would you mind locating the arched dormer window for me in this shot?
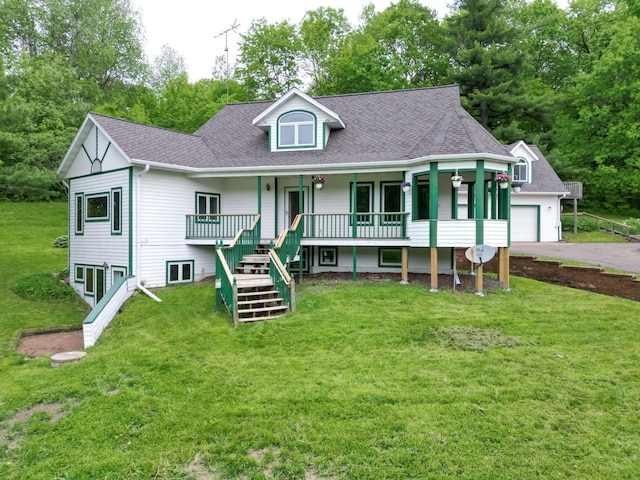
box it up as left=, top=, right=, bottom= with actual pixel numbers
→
left=278, top=111, right=316, bottom=148
left=513, top=157, right=529, bottom=183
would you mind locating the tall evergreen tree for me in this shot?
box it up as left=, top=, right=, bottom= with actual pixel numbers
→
left=445, top=0, right=550, bottom=143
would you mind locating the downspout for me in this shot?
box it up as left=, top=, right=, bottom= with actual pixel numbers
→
left=135, top=165, right=161, bottom=302
left=557, top=192, right=568, bottom=241
left=63, top=180, right=70, bottom=276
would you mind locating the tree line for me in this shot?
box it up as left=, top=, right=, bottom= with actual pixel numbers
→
left=0, top=0, right=638, bottom=215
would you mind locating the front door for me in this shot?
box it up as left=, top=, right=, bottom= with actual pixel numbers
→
left=286, top=188, right=307, bottom=226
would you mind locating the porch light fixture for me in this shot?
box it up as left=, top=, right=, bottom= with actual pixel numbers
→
left=451, top=170, right=463, bottom=188
left=266, top=183, right=271, bottom=191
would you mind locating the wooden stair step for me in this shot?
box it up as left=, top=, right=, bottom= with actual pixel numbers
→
left=238, top=297, right=284, bottom=306
left=238, top=304, right=288, bottom=312
left=237, top=289, right=280, bottom=297
left=238, top=313, right=286, bottom=323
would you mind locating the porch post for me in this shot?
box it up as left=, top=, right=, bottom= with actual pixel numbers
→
left=299, top=175, right=303, bottom=282
left=400, top=247, right=409, bottom=284
left=351, top=172, right=358, bottom=282
left=430, top=247, right=438, bottom=291
left=352, top=173, right=358, bottom=282
left=274, top=177, right=279, bottom=238
left=499, top=246, right=510, bottom=289
left=257, top=176, right=262, bottom=216
left=475, top=265, right=484, bottom=295
left=475, top=160, right=485, bottom=245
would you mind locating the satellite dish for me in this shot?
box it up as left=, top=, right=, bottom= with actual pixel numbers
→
left=465, top=245, right=496, bottom=265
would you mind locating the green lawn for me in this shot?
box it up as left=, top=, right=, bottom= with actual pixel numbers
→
left=1, top=202, right=639, bottom=479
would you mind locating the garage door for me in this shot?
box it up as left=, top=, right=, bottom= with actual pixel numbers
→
left=511, top=206, right=538, bottom=241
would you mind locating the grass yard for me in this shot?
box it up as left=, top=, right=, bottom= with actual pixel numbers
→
left=1, top=202, right=639, bottom=479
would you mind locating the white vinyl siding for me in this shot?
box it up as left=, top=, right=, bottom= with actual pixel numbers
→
left=68, top=169, right=130, bottom=303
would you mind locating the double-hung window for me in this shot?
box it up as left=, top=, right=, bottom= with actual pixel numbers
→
left=513, top=158, right=529, bottom=183
left=381, top=182, right=402, bottom=224
left=350, top=182, right=373, bottom=225
left=278, top=112, right=315, bottom=148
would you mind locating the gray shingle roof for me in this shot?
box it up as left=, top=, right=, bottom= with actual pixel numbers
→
left=91, top=85, right=513, bottom=170
left=90, top=113, right=214, bottom=168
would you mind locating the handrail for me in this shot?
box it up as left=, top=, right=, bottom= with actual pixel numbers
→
left=275, top=215, right=302, bottom=249
left=215, top=247, right=238, bottom=325
left=215, top=214, right=261, bottom=325
left=274, top=215, right=304, bottom=267
left=562, top=212, right=631, bottom=240
left=268, top=250, right=295, bottom=312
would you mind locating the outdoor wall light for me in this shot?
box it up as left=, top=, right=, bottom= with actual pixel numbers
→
left=266, top=183, right=271, bottom=191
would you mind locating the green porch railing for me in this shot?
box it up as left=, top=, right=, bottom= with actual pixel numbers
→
left=215, top=247, right=238, bottom=325
left=268, top=251, right=295, bottom=313
left=300, top=212, right=409, bottom=239
left=186, top=214, right=258, bottom=239
left=274, top=215, right=304, bottom=266
left=215, top=215, right=261, bottom=325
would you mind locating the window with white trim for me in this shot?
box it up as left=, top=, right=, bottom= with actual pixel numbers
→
left=513, top=158, right=529, bottom=183
left=167, top=260, right=194, bottom=284
left=75, top=193, right=84, bottom=234
left=381, top=182, right=402, bottom=224
left=111, top=188, right=122, bottom=234
left=196, top=192, right=220, bottom=223
left=278, top=111, right=315, bottom=148
left=86, top=193, right=109, bottom=221
left=350, top=182, right=374, bottom=225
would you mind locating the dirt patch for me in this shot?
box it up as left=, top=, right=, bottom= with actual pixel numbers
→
left=0, top=402, right=76, bottom=451
left=16, top=328, right=84, bottom=358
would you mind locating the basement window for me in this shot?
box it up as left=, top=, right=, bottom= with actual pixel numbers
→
left=167, top=260, right=194, bottom=285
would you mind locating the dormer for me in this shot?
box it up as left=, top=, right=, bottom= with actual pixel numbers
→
left=509, top=140, right=539, bottom=184
left=252, top=87, right=345, bottom=152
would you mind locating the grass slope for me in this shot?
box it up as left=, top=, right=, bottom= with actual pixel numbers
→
left=1, top=202, right=639, bottom=479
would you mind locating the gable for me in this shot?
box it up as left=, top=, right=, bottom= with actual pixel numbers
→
left=58, top=115, right=130, bottom=179
left=252, top=87, right=345, bottom=152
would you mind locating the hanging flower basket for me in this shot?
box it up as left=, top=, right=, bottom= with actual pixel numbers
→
left=451, top=174, right=463, bottom=188
left=401, top=181, right=411, bottom=192
left=495, top=173, right=511, bottom=189
left=312, top=175, right=325, bottom=189
left=512, top=181, right=523, bottom=193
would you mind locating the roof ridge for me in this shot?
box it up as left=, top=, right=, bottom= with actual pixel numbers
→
left=406, top=108, right=453, bottom=158
left=90, top=112, right=201, bottom=137
left=312, top=84, right=460, bottom=102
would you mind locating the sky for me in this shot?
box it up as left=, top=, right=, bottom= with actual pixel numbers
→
left=130, top=0, right=450, bottom=81
left=130, top=0, right=569, bottom=82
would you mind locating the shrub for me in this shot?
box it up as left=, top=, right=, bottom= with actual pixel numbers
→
left=623, top=218, right=640, bottom=235
left=561, top=215, right=597, bottom=232
left=14, top=273, right=77, bottom=301
left=53, top=235, right=68, bottom=248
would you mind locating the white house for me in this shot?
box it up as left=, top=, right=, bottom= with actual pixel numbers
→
left=58, top=85, right=520, bottom=325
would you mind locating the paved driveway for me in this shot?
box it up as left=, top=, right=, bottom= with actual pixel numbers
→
left=510, top=242, right=640, bottom=274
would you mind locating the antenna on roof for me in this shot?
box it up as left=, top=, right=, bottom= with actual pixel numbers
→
left=215, top=20, right=240, bottom=104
